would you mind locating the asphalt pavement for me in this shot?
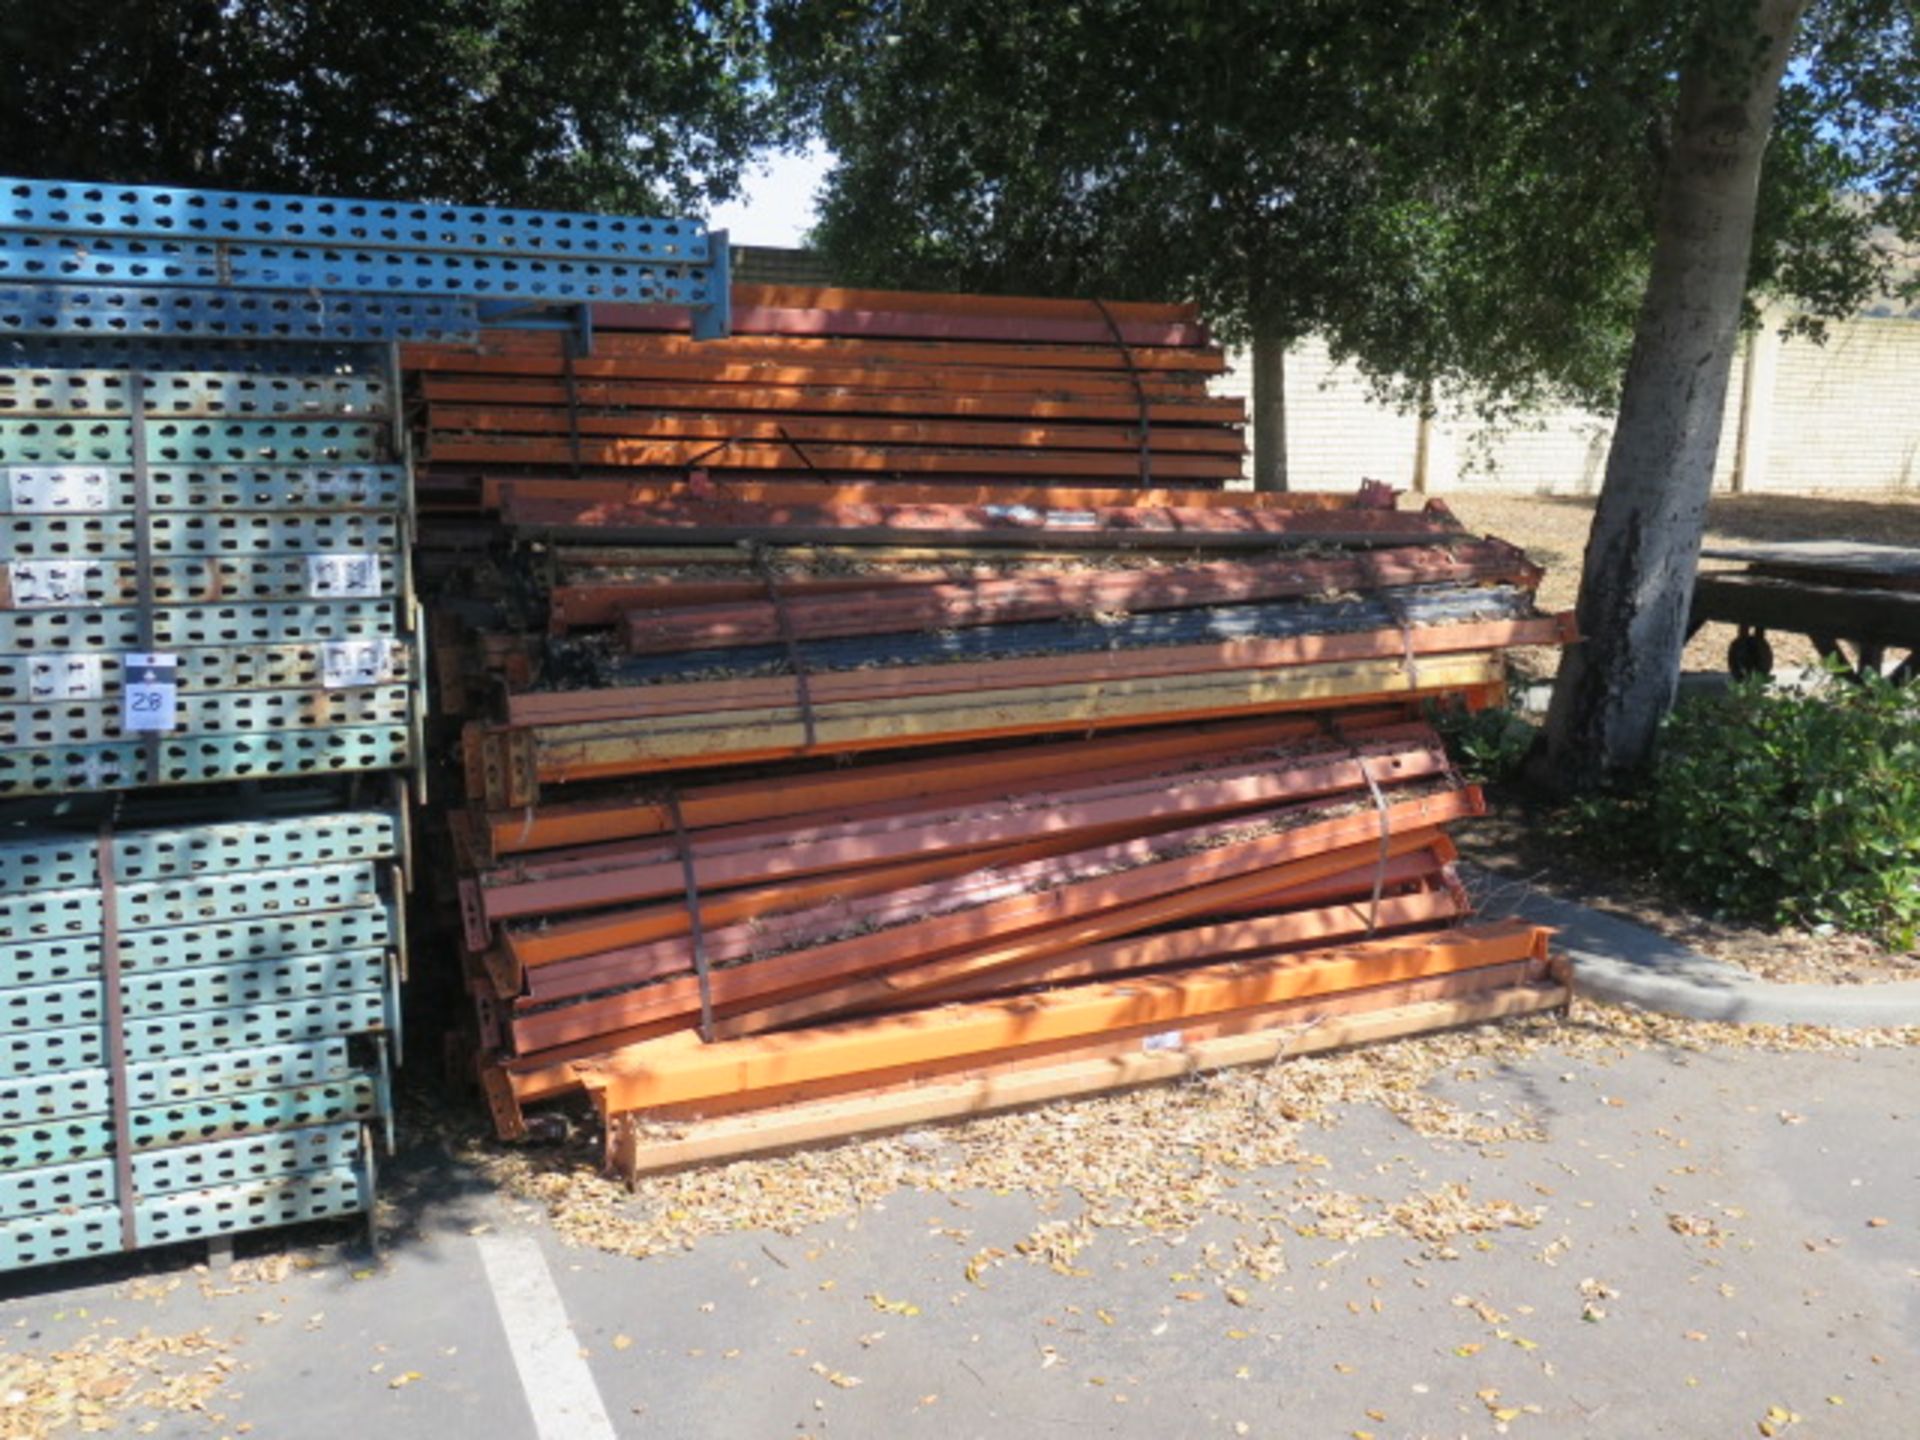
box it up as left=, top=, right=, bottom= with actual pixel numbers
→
left=4, top=1022, right=1916, bottom=1439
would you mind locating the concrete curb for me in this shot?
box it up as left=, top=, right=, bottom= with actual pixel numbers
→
left=1464, top=867, right=1920, bottom=1028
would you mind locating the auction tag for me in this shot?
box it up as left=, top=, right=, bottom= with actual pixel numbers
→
left=8, top=559, right=95, bottom=608
left=320, top=637, right=398, bottom=688
left=305, top=552, right=383, bottom=598
left=28, top=653, right=104, bottom=701
left=121, top=653, right=179, bottom=732
left=4, top=467, right=111, bottom=513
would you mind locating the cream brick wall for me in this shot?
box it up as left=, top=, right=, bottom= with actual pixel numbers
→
left=1216, top=317, right=1911, bottom=495
left=1762, top=317, right=1920, bottom=491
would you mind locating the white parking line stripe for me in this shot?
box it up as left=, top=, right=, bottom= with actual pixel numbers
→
left=476, top=1234, right=618, bottom=1440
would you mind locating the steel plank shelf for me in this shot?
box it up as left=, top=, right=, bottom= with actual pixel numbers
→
left=3, top=178, right=709, bottom=264
left=0, top=553, right=400, bottom=607
left=0, top=597, right=401, bottom=651
left=2, top=338, right=381, bottom=373
left=3, top=509, right=398, bottom=558
left=0, top=371, right=391, bottom=418
left=0, top=464, right=407, bottom=514
left=0, top=1160, right=371, bottom=1269
left=0, top=232, right=717, bottom=307
left=0, top=639, right=412, bottom=703
left=0, top=1074, right=377, bottom=1169
left=2, top=681, right=411, bottom=747
left=4, top=990, right=392, bottom=1079
left=0, top=857, right=382, bottom=933
left=0, top=724, right=411, bottom=795
left=0, top=1038, right=355, bottom=1127
left=0, top=417, right=387, bottom=465
left=0, top=949, right=388, bottom=1038
left=0, top=283, right=480, bottom=342
left=0, top=1119, right=363, bottom=1219
left=0, top=906, right=393, bottom=986
left=0, top=809, right=396, bottom=890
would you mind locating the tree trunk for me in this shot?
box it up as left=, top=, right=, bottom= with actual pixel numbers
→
left=1543, top=0, right=1807, bottom=789
left=1251, top=323, right=1289, bottom=492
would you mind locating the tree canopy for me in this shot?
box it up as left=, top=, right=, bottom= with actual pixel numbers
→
left=773, top=0, right=1917, bottom=419
left=0, top=0, right=787, bottom=213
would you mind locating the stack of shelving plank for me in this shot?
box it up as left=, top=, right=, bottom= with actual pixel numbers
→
left=402, top=285, right=1244, bottom=503
left=0, top=358, right=415, bottom=798
left=0, top=809, right=401, bottom=1270
left=0, top=174, right=730, bottom=1270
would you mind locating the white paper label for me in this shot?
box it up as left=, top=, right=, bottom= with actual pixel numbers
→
left=1141, top=1030, right=1186, bottom=1054
left=9, top=560, right=95, bottom=608
left=305, top=552, right=383, bottom=598
left=121, top=653, right=179, bottom=732
left=320, top=637, right=398, bottom=688
left=28, top=653, right=104, bottom=701
left=4, top=467, right=111, bottom=513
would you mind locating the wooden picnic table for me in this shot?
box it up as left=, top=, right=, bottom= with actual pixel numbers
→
left=1688, top=540, right=1920, bottom=681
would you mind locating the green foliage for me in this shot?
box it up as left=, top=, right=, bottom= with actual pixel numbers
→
left=1431, top=701, right=1539, bottom=786
left=771, top=0, right=1919, bottom=420
left=1575, top=675, right=1920, bottom=947
left=0, top=1, right=789, bottom=213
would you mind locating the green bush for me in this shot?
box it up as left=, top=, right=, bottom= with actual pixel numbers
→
left=1589, top=673, right=1920, bottom=947
left=1430, top=700, right=1538, bottom=785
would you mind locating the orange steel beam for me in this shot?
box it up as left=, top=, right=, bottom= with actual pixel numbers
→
left=476, top=736, right=1451, bottom=922
left=512, top=619, right=1572, bottom=729
left=610, top=547, right=1544, bottom=654
left=502, top=829, right=1100, bottom=971
left=477, top=712, right=1384, bottom=857
left=498, top=654, right=1504, bottom=795
left=515, top=819, right=1456, bottom=1007
left=406, top=328, right=1228, bottom=374
left=497, top=491, right=1466, bottom=550
left=428, top=405, right=1246, bottom=455
left=432, top=436, right=1242, bottom=478
left=428, top=378, right=1246, bottom=429
left=510, top=791, right=1481, bottom=1050
left=487, top=480, right=1386, bottom=521
left=483, top=722, right=1436, bottom=880
left=708, top=821, right=1464, bottom=1038
left=869, top=886, right=1467, bottom=1009
left=600, top=962, right=1554, bottom=1138
left=577, top=921, right=1549, bottom=1113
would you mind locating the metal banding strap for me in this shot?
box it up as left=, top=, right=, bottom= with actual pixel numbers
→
left=127, top=371, right=162, bottom=787
left=1385, top=595, right=1421, bottom=690
left=775, top=424, right=819, bottom=472
left=97, top=822, right=139, bottom=1252
left=663, top=790, right=716, bottom=1044
left=1352, top=756, right=1393, bottom=938
left=561, top=333, right=584, bottom=477
left=755, top=558, right=820, bottom=749
left=1091, top=298, right=1153, bottom=487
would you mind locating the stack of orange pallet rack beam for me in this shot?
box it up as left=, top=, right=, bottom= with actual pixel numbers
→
left=405, top=284, right=1246, bottom=505
left=401, top=287, right=1573, bottom=1177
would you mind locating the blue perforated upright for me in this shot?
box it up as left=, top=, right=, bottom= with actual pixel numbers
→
left=0, top=810, right=400, bottom=1271
left=0, top=174, right=728, bottom=1269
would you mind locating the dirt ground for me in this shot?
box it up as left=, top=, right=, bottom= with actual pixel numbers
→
left=1444, top=488, right=1920, bottom=677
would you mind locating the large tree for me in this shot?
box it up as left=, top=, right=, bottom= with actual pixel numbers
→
left=0, top=0, right=785, bottom=212
left=1546, top=0, right=1919, bottom=785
